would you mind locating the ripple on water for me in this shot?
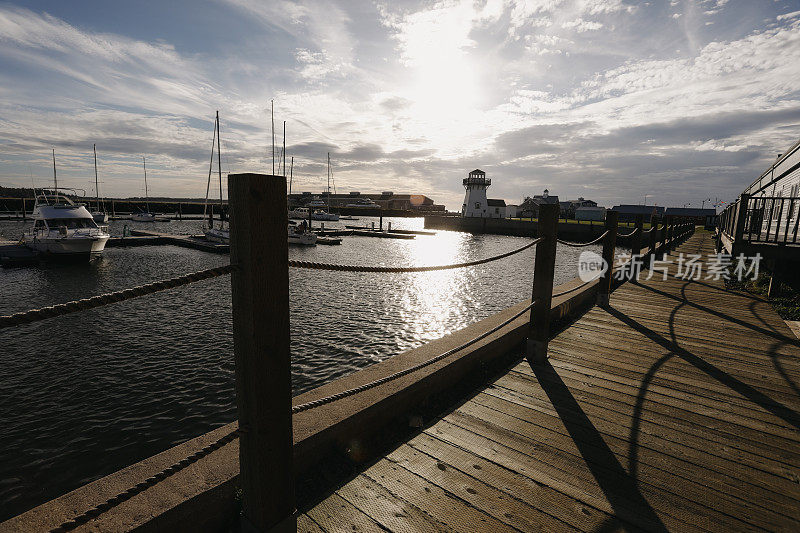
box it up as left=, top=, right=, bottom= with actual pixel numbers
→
left=0, top=216, right=602, bottom=520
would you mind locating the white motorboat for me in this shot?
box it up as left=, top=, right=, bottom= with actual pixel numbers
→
left=311, top=209, right=339, bottom=221
left=289, top=207, right=310, bottom=219
left=92, top=211, right=109, bottom=224
left=345, top=198, right=380, bottom=208
left=131, top=211, right=156, bottom=222
left=26, top=189, right=110, bottom=258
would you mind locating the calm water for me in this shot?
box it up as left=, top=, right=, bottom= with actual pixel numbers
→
left=0, top=216, right=599, bottom=520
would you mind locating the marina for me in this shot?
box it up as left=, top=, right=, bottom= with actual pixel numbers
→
left=8, top=173, right=789, bottom=533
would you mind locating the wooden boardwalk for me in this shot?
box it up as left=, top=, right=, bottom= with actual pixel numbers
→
left=297, top=232, right=800, bottom=532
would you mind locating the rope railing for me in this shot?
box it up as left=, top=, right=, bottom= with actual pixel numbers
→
left=0, top=265, right=236, bottom=329
left=291, top=300, right=535, bottom=414
left=50, top=299, right=536, bottom=529
left=556, top=230, right=608, bottom=247
left=288, top=238, right=540, bottom=273
left=552, top=279, right=594, bottom=298
left=616, top=227, right=639, bottom=238
left=50, top=427, right=240, bottom=532
left=2, top=240, right=541, bottom=330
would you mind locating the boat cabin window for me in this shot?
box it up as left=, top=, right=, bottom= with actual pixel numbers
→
left=34, top=220, right=44, bottom=229
left=46, top=218, right=97, bottom=229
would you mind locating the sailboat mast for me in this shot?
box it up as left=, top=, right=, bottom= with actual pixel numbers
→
left=327, top=152, right=331, bottom=212
left=52, top=149, right=58, bottom=193
left=289, top=156, right=293, bottom=196
left=271, top=99, right=275, bottom=175
left=93, top=144, right=100, bottom=212
left=203, top=114, right=216, bottom=228
left=143, top=156, right=149, bottom=213
left=216, top=110, right=223, bottom=221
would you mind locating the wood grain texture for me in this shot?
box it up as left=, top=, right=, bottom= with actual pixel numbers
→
left=301, top=231, right=800, bottom=531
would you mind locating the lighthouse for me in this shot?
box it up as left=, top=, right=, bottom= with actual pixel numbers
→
left=462, top=169, right=491, bottom=217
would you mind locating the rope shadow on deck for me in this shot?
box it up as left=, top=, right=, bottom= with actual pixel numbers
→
left=604, top=304, right=800, bottom=432
left=527, top=359, right=670, bottom=533
left=632, top=276, right=800, bottom=402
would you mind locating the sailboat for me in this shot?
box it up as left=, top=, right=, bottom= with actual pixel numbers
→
left=311, top=153, right=339, bottom=221
left=131, top=156, right=156, bottom=222
left=91, top=144, right=108, bottom=224
left=203, top=111, right=229, bottom=243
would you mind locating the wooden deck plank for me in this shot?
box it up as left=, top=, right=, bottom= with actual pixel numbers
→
left=302, top=232, right=800, bottom=532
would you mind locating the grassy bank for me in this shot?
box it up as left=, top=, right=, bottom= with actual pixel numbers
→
left=726, top=271, right=800, bottom=320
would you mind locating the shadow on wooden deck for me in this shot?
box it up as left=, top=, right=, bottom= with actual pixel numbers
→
left=298, top=232, right=800, bottom=532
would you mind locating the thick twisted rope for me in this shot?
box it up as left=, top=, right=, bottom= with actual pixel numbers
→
left=49, top=299, right=538, bottom=528
left=50, top=428, right=239, bottom=532
left=291, top=300, right=536, bottom=414
left=288, top=238, right=540, bottom=272
left=556, top=230, right=608, bottom=247
left=1, top=265, right=235, bottom=329
left=45, top=271, right=602, bottom=529
left=552, top=279, right=594, bottom=298
left=616, top=227, right=640, bottom=238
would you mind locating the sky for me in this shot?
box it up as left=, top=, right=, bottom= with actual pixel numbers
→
left=0, top=0, right=799, bottom=210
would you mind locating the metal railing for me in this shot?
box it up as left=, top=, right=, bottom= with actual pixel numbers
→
left=719, top=194, right=800, bottom=246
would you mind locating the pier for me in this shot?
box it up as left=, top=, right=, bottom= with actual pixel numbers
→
left=2, top=174, right=797, bottom=532
left=296, top=230, right=800, bottom=531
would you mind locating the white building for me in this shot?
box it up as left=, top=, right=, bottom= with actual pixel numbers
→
left=461, top=169, right=505, bottom=218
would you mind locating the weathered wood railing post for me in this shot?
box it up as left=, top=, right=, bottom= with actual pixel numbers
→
left=649, top=215, right=657, bottom=257
left=659, top=217, right=668, bottom=253
left=526, top=203, right=559, bottom=364
left=666, top=217, right=675, bottom=252
left=229, top=173, right=295, bottom=532
left=632, top=214, right=643, bottom=258
left=598, top=210, right=619, bottom=307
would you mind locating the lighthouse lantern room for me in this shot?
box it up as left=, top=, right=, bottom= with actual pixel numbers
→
left=462, top=169, right=492, bottom=217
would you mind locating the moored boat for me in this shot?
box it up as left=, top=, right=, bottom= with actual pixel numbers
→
left=26, top=189, right=110, bottom=259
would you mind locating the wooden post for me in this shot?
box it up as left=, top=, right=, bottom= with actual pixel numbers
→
left=179, top=202, right=183, bottom=220
left=598, top=210, right=619, bottom=306
left=526, top=203, right=558, bottom=364
left=228, top=173, right=295, bottom=532
left=659, top=217, right=668, bottom=253
left=649, top=215, right=657, bottom=257
left=666, top=217, right=674, bottom=252
left=111, top=199, right=116, bottom=218
left=632, top=214, right=643, bottom=257
left=22, top=198, right=27, bottom=220
left=379, top=212, right=383, bottom=231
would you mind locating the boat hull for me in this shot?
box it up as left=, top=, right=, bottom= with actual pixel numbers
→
left=288, top=232, right=317, bottom=245
left=311, top=212, right=339, bottom=221
left=204, top=228, right=230, bottom=244
left=27, top=235, right=109, bottom=259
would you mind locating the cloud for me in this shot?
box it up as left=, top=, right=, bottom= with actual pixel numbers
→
left=0, top=1, right=798, bottom=211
